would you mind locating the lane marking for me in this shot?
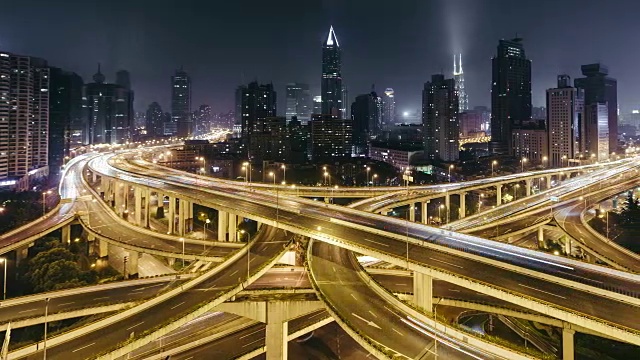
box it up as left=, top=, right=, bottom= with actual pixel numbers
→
left=392, top=328, right=404, bottom=336
left=18, top=308, right=37, bottom=313
left=93, top=296, right=109, bottom=300
left=362, top=238, right=389, bottom=247
left=429, top=257, right=463, bottom=269
left=126, top=321, right=144, bottom=330
left=170, top=301, right=185, bottom=309
left=58, top=302, right=75, bottom=307
left=239, top=328, right=263, bottom=339
left=368, top=310, right=378, bottom=318
left=72, top=342, right=96, bottom=353
left=350, top=293, right=358, bottom=301
left=229, top=270, right=238, bottom=276
left=518, top=284, right=567, bottom=299
left=242, top=337, right=265, bottom=347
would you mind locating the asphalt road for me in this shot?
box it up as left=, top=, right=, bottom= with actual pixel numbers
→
left=16, top=226, right=289, bottom=359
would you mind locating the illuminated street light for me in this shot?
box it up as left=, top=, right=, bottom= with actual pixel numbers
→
left=491, top=160, right=498, bottom=177
left=448, top=165, right=454, bottom=183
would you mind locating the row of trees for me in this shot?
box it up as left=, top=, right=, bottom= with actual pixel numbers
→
left=619, top=192, right=640, bottom=228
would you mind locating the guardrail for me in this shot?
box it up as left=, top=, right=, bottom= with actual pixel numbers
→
left=580, top=205, right=640, bottom=262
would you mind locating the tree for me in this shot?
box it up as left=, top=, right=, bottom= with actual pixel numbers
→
left=620, top=191, right=640, bottom=226
left=25, top=247, right=88, bottom=292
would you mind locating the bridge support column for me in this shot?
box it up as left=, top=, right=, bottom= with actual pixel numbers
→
left=144, top=189, right=151, bottom=228
left=409, top=203, right=415, bottom=222
left=445, top=194, right=450, bottom=223
left=266, top=302, right=289, bottom=360
left=564, top=237, right=571, bottom=255
left=99, top=239, right=109, bottom=257
left=168, top=196, right=176, bottom=235
left=537, top=227, right=545, bottom=249
left=546, top=175, right=552, bottom=188
left=61, top=225, right=71, bottom=244
left=562, top=328, right=575, bottom=360
left=156, top=193, right=165, bottom=219
left=186, top=200, right=193, bottom=233
left=16, top=246, right=29, bottom=266
left=496, top=184, right=502, bottom=206
left=91, top=171, right=97, bottom=183
left=459, top=192, right=466, bottom=218
left=126, top=250, right=139, bottom=278
left=422, top=201, right=430, bottom=224
left=218, top=210, right=228, bottom=241
left=228, top=213, right=237, bottom=241
left=134, top=187, right=143, bottom=226
left=525, top=179, right=532, bottom=196
left=178, top=199, right=186, bottom=236
left=113, top=181, right=122, bottom=213
left=413, top=272, right=433, bottom=313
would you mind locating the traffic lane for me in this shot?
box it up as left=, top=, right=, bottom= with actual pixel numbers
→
left=101, top=159, right=640, bottom=325
left=246, top=268, right=310, bottom=289
left=311, top=241, right=488, bottom=360
left=0, top=205, right=75, bottom=248
left=170, top=324, right=265, bottom=360
left=297, top=214, right=640, bottom=332
left=19, top=227, right=288, bottom=359
left=0, top=281, right=179, bottom=324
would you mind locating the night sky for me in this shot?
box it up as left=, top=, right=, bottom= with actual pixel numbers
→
left=2, top=0, right=640, bottom=115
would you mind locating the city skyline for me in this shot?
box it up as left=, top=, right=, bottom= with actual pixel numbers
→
left=3, top=0, right=640, bottom=115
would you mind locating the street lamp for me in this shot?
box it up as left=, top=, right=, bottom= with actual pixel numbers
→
left=269, top=171, right=275, bottom=185
left=179, top=237, right=185, bottom=268
left=323, top=171, right=329, bottom=186
left=44, top=297, right=50, bottom=360
left=41, top=190, right=52, bottom=216
left=243, top=161, right=251, bottom=184
left=166, top=151, right=173, bottom=167
left=366, top=166, right=371, bottom=187
left=514, top=184, right=520, bottom=201
left=204, top=218, right=211, bottom=250
left=521, top=157, right=527, bottom=173
left=439, top=204, right=445, bottom=224
left=281, top=164, right=286, bottom=184
left=542, top=156, right=548, bottom=169
left=372, top=174, right=378, bottom=186
left=0, top=258, right=6, bottom=300
left=448, top=165, right=454, bottom=183
left=491, top=160, right=498, bottom=177
left=562, top=155, right=568, bottom=167
left=238, top=230, right=251, bottom=281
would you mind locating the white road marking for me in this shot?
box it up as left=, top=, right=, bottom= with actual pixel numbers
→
left=58, top=302, right=75, bottom=307
left=392, top=328, right=404, bottom=336
left=93, top=296, right=109, bottom=300
left=518, top=284, right=567, bottom=299
left=72, top=342, right=96, bottom=352
left=18, top=308, right=37, bottom=313
left=362, top=238, right=389, bottom=247
left=368, top=310, right=378, bottom=318
left=351, top=313, right=381, bottom=329
left=239, top=328, right=263, bottom=339
left=229, top=270, right=238, bottom=276
left=170, top=301, right=185, bottom=309
left=242, top=338, right=265, bottom=347
left=429, top=257, right=463, bottom=269
left=126, top=321, right=144, bottom=330
left=350, top=293, right=358, bottom=301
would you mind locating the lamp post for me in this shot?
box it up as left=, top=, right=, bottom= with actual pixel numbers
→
left=0, top=258, right=6, bottom=300
left=41, top=190, right=52, bottom=216
left=439, top=204, right=445, bottom=224
left=179, top=237, right=185, bottom=268
left=542, top=156, right=548, bottom=169
left=323, top=171, right=329, bottom=187
left=281, top=164, right=286, bottom=184
left=448, top=165, right=454, bottom=183
left=204, top=218, right=210, bottom=250
left=238, top=230, right=251, bottom=280
left=372, top=174, right=378, bottom=186
left=366, top=166, right=371, bottom=187
left=562, top=155, right=568, bottom=167
left=166, top=151, right=172, bottom=167
left=243, top=161, right=251, bottom=184
left=521, top=157, right=527, bottom=173
left=44, top=297, right=50, bottom=360
left=491, top=160, right=497, bottom=177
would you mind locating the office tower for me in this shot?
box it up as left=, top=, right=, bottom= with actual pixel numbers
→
left=583, top=103, right=609, bottom=161
left=382, top=88, right=396, bottom=129
left=453, top=54, right=468, bottom=112
left=574, top=63, right=617, bottom=152
left=235, top=85, right=246, bottom=125
left=423, top=74, right=459, bottom=162
left=285, top=83, right=312, bottom=124
left=0, top=51, right=50, bottom=187
left=312, top=96, right=322, bottom=114
left=351, top=91, right=382, bottom=155
left=116, top=70, right=131, bottom=89
left=49, top=67, right=83, bottom=178
left=321, top=26, right=343, bottom=117
left=341, top=84, right=349, bottom=118
left=459, top=110, right=484, bottom=137
left=146, top=102, right=164, bottom=137
left=193, top=104, right=212, bottom=135
left=310, top=114, right=352, bottom=161
left=240, top=82, right=277, bottom=160
left=171, top=68, right=192, bottom=138
left=490, top=38, right=532, bottom=154
left=512, top=128, right=548, bottom=164
left=83, top=65, right=134, bottom=145
left=288, top=117, right=309, bottom=163
left=163, top=112, right=175, bottom=136
left=546, top=75, right=584, bottom=167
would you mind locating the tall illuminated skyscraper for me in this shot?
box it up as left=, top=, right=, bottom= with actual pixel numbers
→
left=453, top=54, right=468, bottom=112
left=382, top=88, right=396, bottom=129
left=171, top=68, right=191, bottom=138
left=321, top=26, right=343, bottom=117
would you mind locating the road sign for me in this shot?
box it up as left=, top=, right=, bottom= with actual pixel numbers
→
left=550, top=196, right=560, bottom=202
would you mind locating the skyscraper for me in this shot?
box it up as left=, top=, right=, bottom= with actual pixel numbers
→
left=146, top=102, right=164, bottom=137
left=240, top=82, right=277, bottom=160
left=285, top=83, right=312, bottom=124
left=49, top=67, right=83, bottom=178
left=171, top=68, right=192, bottom=138
left=83, top=65, right=134, bottom=145
left=310, top=114, right=352, bottom=161
left=312, top=96, right=322, bottom=115
left=546, top=75, right=583, bottom=167
left=193, top=104, right=212, bottom=135
left=423, top=74, right=459, bottom=162
left=321, top=26, right=343, bottom=117
left=382, top=88, right=396, bottom=129
left=490, top=38, right=532, bottom=155
left=351, top=91, right=382, bottom=156
left=0, top=51, right=50, bottom=188
left=574, top=63, right=617, bottom=153
left=583, top=103, right=609, bottom=161
left=453, top=54, right=468, bottom=112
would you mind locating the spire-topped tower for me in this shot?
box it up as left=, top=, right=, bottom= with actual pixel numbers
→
left=321, top=25, right=343, bottom=117
left=453, top=54, right=468, bottom=111
left=93, top=63, right=105, bottom=84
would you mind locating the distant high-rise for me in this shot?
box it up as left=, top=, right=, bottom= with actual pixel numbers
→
left=574, top=63, right=617, bottom=153
left=546, top=75, right=583, bottom=167
left=193, top=104, right=212, bottom=135
left=453, top=54, right=468, bottom=112
left=490, top=38, right=532, bottom=155
left=321, top=26, right=343, bottom=117
left=285, top=83, right=312, bottom=124
left=171, top=68, right=192, bottom=138
left=116, top=70, right=131, bottom=90
left=49, top=68, right=83, bottom=177
left=235, top=85, right=246, bottom=125
left=0, top=51, right=50, bottom=187
left=83, top=65, right=134, bottom=145
left=310, top=114, right=352, bottom=161
left=583, top=103, right=609, bottom=161
left=382, top=88, right=396, bottom=129
left=351, top=91, right=382, bottom=155
left=146, top=102, right=164, bottom=137
left=423, top=74, right=459, bottom=162
left=240, top=82, right=277, bottom=160
left=312, top=96, right=322, bottom=115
